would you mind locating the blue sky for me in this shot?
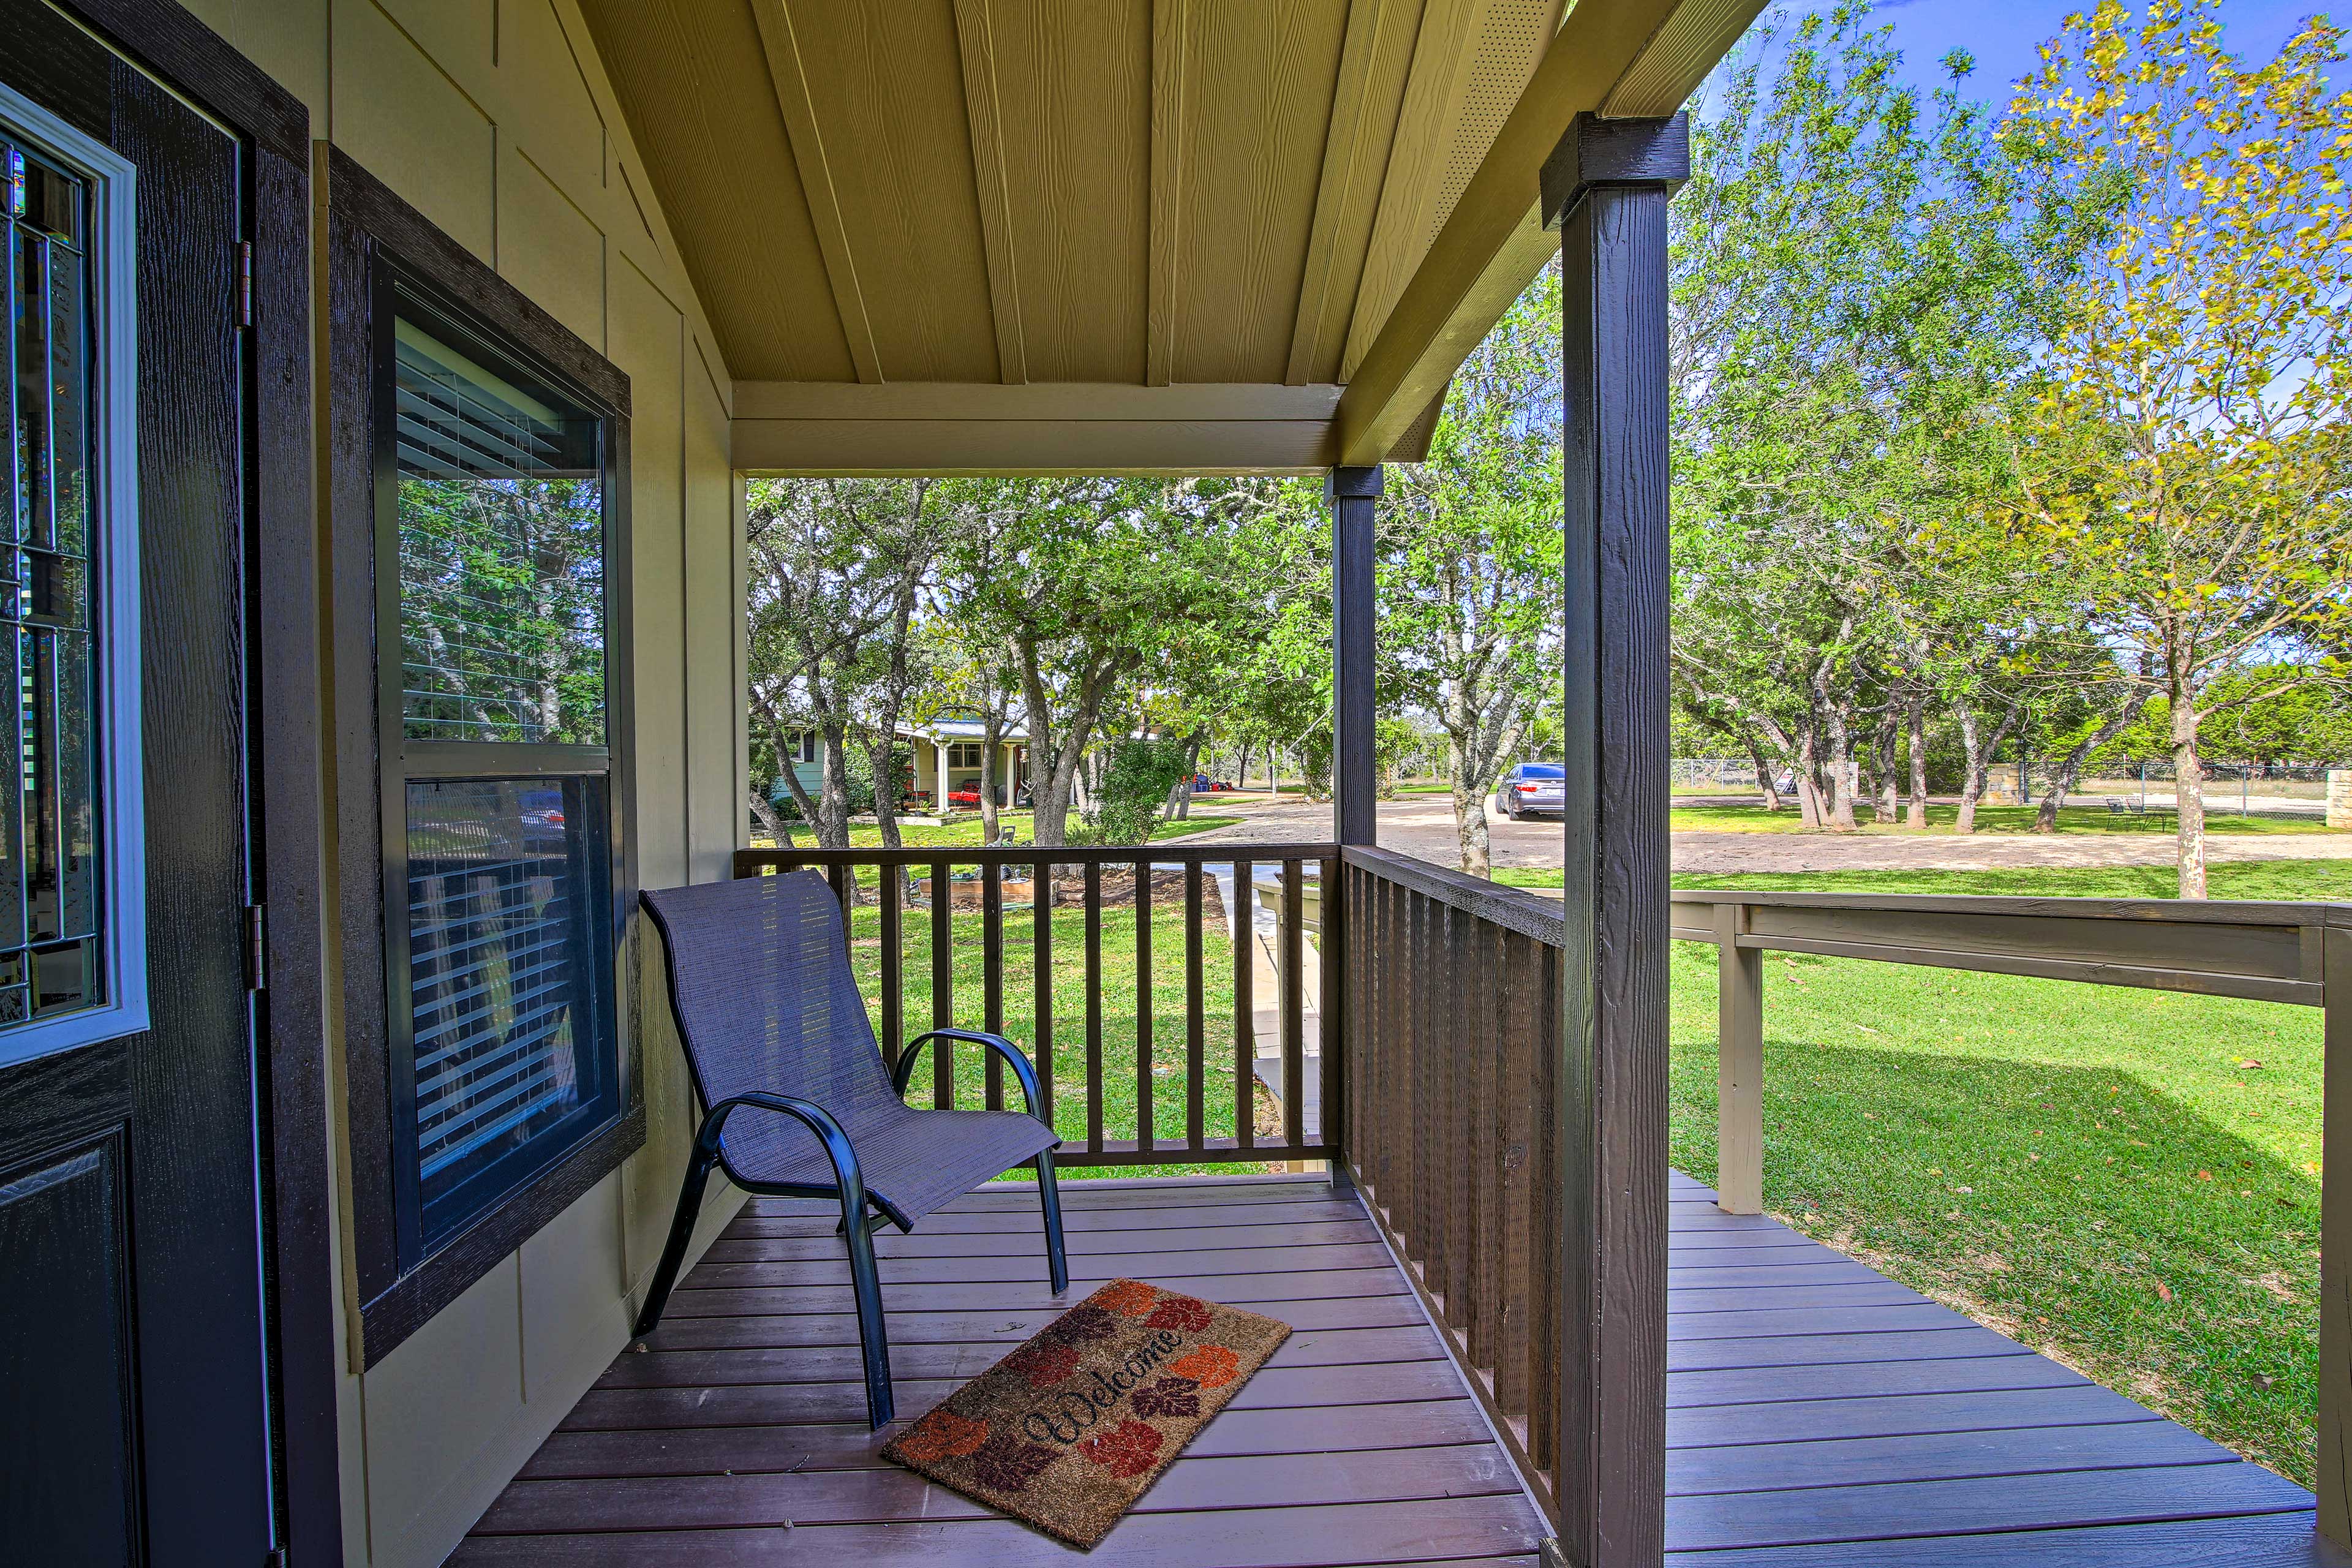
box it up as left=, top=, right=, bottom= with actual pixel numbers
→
left=1852, top=0, right=2339, bottom=103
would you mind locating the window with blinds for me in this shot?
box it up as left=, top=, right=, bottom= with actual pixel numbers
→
left=382, top=292, right=619, bottom=1257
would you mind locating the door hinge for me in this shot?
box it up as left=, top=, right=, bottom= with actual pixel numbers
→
left=236, top=239, right=255, bottom=328
left=244, top=904, right=268, bottom=993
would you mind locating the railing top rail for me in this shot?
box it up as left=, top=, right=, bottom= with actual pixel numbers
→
left=1672, top=886, right=2352, bottom=930
left=733, top=842, right=1341, bottom=875
left=1340, top=845, right=1566, bottom=948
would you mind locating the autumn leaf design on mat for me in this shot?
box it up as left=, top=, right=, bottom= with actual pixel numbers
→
left=1079, top=1419, right=1164, bottom=1477
left=1145, top=1294, right=1212, bottom=1333
left=1003, top=1340, right=1080, bottom=1389
left=880, top=1278, right=1291, bottom=1550
left=967, top=1431, right=1057, bottom=1492
left=1096, top=1280, right=1159, bottom=1316
left=1131, top=1376, right=1200, bottom=1419
left=1170, top=1344, right=1240, bottom=1389
left=895, top=1407, right=989, bottom=1464
left=1048, top=1304, right=1118, bottom=1344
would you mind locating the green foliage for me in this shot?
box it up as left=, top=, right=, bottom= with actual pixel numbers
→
left=1670, top=4, right=2071, bottom=827
left=2003, top=0, right=2352, bottom=890
left=1072, top=736, right=1195, bottom=846
left=396, top=472, right=606, bottom=744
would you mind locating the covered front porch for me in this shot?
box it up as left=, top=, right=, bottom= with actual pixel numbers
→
left=50, top=0, right=2346, bottom=1564
left=465, top=1163, right=2314, bottom=1563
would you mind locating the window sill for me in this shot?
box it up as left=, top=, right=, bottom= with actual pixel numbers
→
left=355, top=1102, right=645, bottom=1370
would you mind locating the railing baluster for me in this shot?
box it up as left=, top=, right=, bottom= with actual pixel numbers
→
left=1281, top=858, right=1304, bottom=1152
left=1445, top=899, right=1472, bottom=1317
left=1185, top=860, right=1205, bottom=1152
left=1495, top=925, right=1534, bottom=1444
left=879, top=863, right=903, bottom=1075
left=1135, top=858, right=1155, bottom=1156
left=1034, top=856, right=1054, bottom=1134
left=1233, top=858, right=1254, bottom=1150
left=930, top=857, right=953, bottom=1110
left=1085, top=860, right=1104, bottom=1155
left=983, top=861, right=1005, bottom=1110
left=1320, top=853, right=1342, bottom=1156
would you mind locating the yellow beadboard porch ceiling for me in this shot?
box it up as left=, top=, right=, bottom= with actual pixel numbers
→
left=577, top=0, right=1759, bottom=475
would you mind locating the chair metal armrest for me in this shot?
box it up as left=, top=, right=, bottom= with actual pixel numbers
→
left=698, top=1091, right=865, bottom=1194
left=894, top=1028, right=1046, bottom=1120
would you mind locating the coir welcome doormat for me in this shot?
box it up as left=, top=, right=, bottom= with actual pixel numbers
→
left=881, top=1279, right=1290, bottom=1548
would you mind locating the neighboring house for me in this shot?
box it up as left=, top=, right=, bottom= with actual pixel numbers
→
left=769, top=729, right=824, bottom=805
left=768, top=721, right=1025, bottom=812
left=900, top=714, right=1027, bottom=809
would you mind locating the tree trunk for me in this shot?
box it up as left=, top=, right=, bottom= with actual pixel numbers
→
left=1747, top=739, right=1782, bottom=812
left=1955, top=702, right=1985, bottom=835
left=2034, top=692, right=2149, bottom=833
left=978, top=714, right=1003, bottom=844
left=1163, top=731, right=1205, bottom=821
left=2174, top=699, right=2208, bottom=900
left=748, top=790, right=796, bottom=849
left=1814, top=669, right=1858, bottom=831
left=1793, top=723, right=1825, bottom=831
left=813, top=722, right=853, bottom=848
left=1451, top=771, right=1492, bottom=876
left=1872, top=709, right=1900, bottom=824
left=1905, top=695, right=1928, bottom=831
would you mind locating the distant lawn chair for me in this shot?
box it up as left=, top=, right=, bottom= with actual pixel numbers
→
left=635, top=872, right=1067, bottom=1428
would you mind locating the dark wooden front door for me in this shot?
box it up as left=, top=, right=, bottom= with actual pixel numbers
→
left=0, top=6, right=273, bottom=1564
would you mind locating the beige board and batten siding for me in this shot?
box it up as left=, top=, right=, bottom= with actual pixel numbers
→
left=167, top=4, right=746, bottom=1566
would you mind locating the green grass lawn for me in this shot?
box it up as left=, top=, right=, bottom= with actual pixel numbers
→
left=753, top=811, right=1243, bottom=850
left=838, top=880, right=1272, bottom=1180
left=1666, top=801, right=2335, bottom=835
left=1502, top=857, right=2332, bottom=1487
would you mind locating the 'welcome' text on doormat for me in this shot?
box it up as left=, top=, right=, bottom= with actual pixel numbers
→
left=882, top=1278, right=1290, bottom=1548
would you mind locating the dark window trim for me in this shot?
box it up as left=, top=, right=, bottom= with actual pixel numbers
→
left=325, top=146, right=640, bottom=1369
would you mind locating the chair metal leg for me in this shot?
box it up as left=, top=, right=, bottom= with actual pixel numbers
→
left=1036, top=1148, right=1069, bottom=1294
left=633, top=1145, right=716, bottom=1338
left=842, top=1186, right=895, bottom=1428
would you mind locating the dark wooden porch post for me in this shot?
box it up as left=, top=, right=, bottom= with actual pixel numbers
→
left=1328, top=464, right=1382, bottom=846
left=1543, top=111, right=1686, bottom=1568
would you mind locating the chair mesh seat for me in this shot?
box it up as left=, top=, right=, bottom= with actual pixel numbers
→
left=640, top=872, right=1059, bottom=1226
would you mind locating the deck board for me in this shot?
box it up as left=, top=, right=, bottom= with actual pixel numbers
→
left=467, top=1173, right=2332, bottom=1566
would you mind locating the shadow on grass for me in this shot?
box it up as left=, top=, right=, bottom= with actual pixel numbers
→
left=1668, top=1022, right=2320, bottom=1488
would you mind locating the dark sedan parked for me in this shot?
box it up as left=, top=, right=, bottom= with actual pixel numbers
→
left=1499, top=763, right=1566, bottom=820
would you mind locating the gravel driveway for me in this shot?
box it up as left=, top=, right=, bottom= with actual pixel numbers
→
left=1171, top=794, right=2352, bottom=874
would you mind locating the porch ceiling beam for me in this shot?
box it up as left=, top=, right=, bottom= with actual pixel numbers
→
left=951, top=0, right=1028, bottom=386
left=731, top=381, right=1346, bottom=475
left=1333, top=0, right=1761, bottom=465
left=750, top=0, right=885, bottom=384
left=1286, top=0, right=1393, bottom=386
left=1146, top=0, right=1188, bottom=388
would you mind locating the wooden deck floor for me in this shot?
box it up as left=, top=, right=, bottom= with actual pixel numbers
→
left=458, top=1172, right=2335, bottom=1566
left=1662, top=1169, right=2329, bottom=1565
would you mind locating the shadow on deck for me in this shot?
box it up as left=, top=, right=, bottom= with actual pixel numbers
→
left=455, top=1172, right=2335, bottom=1565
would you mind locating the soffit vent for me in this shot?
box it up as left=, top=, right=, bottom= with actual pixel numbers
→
left=1428, top=0, right=1558, bottom=239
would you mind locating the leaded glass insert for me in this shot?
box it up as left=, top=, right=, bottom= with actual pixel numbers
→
left=394, top=311, right=605, bottom=744
left=1, top=138, right=99, bottom=1028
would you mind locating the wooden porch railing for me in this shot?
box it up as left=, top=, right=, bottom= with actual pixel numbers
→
left=1334, top=845, right=1580, bottom=1517
left=731, top=843, right=1342, bottom=1166
left=1670, top=888, right=2352, bottom=1547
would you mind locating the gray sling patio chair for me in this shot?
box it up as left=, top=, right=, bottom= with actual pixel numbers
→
left=633, top=872, right=1068, bottom=1429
